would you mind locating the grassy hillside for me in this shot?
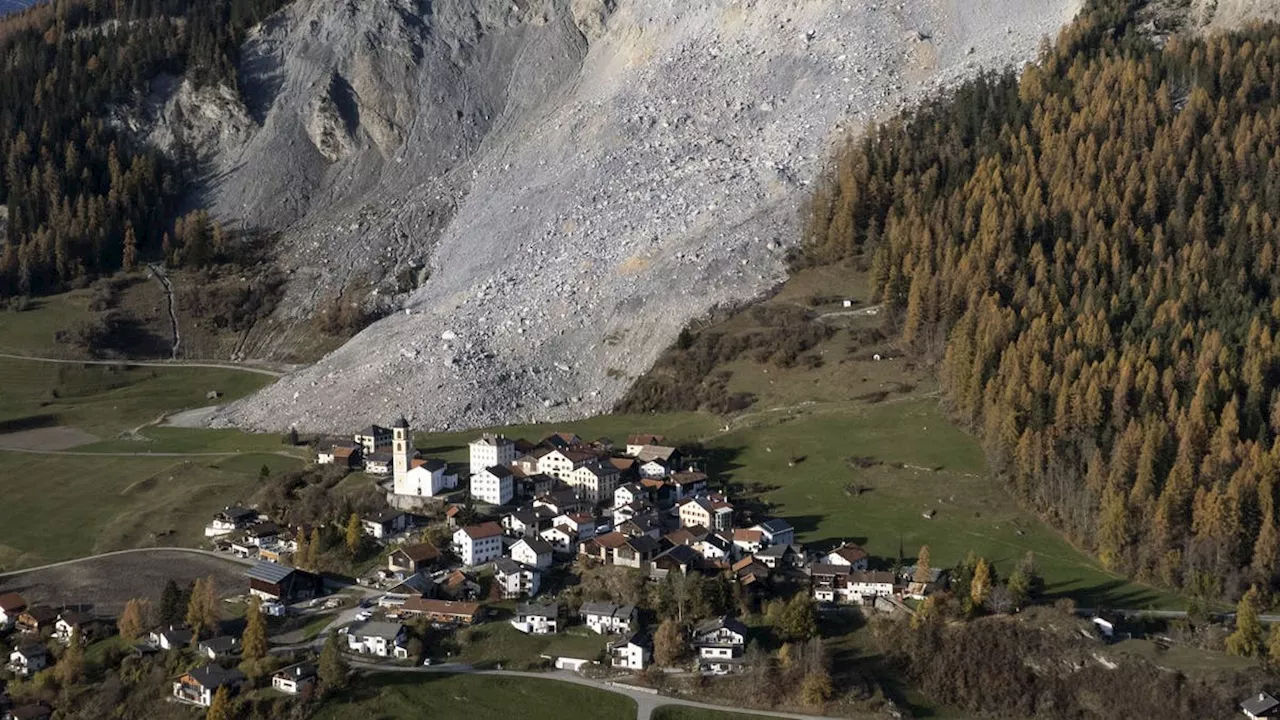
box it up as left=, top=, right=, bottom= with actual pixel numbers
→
left=314, top=674, right=636, bottom=720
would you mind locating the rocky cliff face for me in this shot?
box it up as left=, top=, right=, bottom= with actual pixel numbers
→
left=196, top=0, right=1082, bottom=432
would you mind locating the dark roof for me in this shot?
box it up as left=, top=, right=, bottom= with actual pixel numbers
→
left=617, top=631, right=651, bottom=650
left=828, top=543, right=868, bottom=564
left=515, top=537, right=554, bottom=555
left=580, top=602, right=635, bottom=619
left=246, top=522, right=279, bottom=538
left=57, top=610, right=91, bottom=627
left=245, top=561, right=299, bottom=584
left=0, top=592, right=27, bottom=612
left=670, top=471, right=708, bottom=486
left=363, top=508, right=407, bottom=524
left=274, top=662, right=317, bottom=681
left=657, top=544, right=701, bottom=566
left=693, top=616, right=749, bottom=638
left=414, top=458, right=448, bottom=472
left=808, top=563, right=854, bottom=577
left=218, top=506, right=258, bottom=521
left=1241, top=692, right=1280, bottom=716
left=154, top=625, right=194, bottom=645
left=187, top=664, right=246, bottom=689
left=493, top=558, right=530, bottom=575
left=200, top=636, right=240, bottom=654
left=392, top=416, right=410, bottom=429
left=625, top=535, right=661, bottom=553
left=21, top=606, right=56, bottom=624
left=366, top=452, right=393, bottom=463
left=483, top=464, right=515, bottom=478
left=13, top=644, right=46, bottom=658
left=516, top=602, right=559, bottom=617
left=7, top=705, right=52, bottom=720
left=627, top=434, right=666, bottom=446
left=756, top=518, right=793, bottom=534
left=357, top=425, right=390, bottom=437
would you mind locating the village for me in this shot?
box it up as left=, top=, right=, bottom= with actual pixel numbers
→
left=0, top=417, right=966, bottom=719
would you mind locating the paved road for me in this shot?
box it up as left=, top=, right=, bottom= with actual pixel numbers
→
left=1079, top=608, right=1280, bottom=624
left=352, top=662, right=835, bottom=720
left=815, top=303, right=883, bottom=321
left=0, top=547, right=254, bottom=579
left=0, top=352, right=286, bottom=377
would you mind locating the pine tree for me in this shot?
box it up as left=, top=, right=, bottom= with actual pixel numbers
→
left=206, top=685, right=232, bottom=720
left=122, top=223, right=138, bottom=271
left=56, top=628, right=85, bottom=686
left=914, top=545, right=932, bottom=585
left=117, top=598, right=149, bottom=640
left=1227, top=585, right=1264, bottom=657
left=345, top=513, right=362, bottom=556
left=242, top=596, right=268, bottom=661
left=970, top=557, right=992, bottom=609
left=653, top=618, right=683, bottom=667
left=318, top=630, right=350, bottom=695
left=159, top=579, right=183, bottom=626
left=186, top=577, right=207, bottom=636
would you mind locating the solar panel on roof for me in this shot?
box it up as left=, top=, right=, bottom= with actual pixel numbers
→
left=245, top=561, right=294, bottom=584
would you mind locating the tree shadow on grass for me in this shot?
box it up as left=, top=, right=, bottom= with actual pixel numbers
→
left=1042, top=578, right=1174, bottom=610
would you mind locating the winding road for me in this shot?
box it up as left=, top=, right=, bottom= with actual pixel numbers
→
left=0, top=352, right=285, bottom=377
left=0, top=546, right=254, bottom=579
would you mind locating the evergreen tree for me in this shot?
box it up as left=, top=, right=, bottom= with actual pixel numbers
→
left=159, top=579, right=183, bottom=626
left=1227, top=586, right=1264, bottom=658
left=206, top=685, right=232, bottom=720
left=653, top=618, right=683, bottom=667
left=318, top=630, right=350, bottom=695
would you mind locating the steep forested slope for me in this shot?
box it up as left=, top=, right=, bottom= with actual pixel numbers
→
left=806, top=0, right=1280, bottom=594
left=0, top=0, right=287, bottom=298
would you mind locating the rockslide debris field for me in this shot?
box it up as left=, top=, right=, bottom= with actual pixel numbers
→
left=200, top=0, right=1083, bottom=432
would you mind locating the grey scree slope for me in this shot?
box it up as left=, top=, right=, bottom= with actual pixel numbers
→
left=205, top=0, right=1081, bottom=432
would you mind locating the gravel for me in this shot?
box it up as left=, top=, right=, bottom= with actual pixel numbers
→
left=175, top=0, right=1082, bottom=432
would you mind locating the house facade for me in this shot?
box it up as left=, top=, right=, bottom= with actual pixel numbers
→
left=0, top=592, right=27, bottom=630
left=7, top=646, right=47, bottom=677
left=471, top=465, right=515, bottom=505
left=388, top=542, right=441, bottom=573
left=494, top=559, right=541, bottom=599
left=611, top=634, right=651, bottom=670
left=678, top=496, right=732, bottom=532
left=452, top=522, right=504, bottom=566
left=692, top=616, right=748, bottom=669
left=396, top=459, right=457, bottom=498
left=345, top=621, right=409, bottom=658
left=581, top=602, right=636, bottom=635
left=470, top=434, right=516, bottom=475
left=172, top=665, right=245, bottom=707
left=565, top=462, right=620, bottom=504
left=824, top=542, right=870, bottom=571
left=511, top=602, right=559, bottom=635
left=272, top=663, right=317, bottom=695
left=510, top=538, right=554, bottom=569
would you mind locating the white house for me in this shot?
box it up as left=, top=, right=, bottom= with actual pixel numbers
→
left=470, top=434, right=516, bottom=475
left=692, top=616, right=748, bottom=663
left=693, top=532, right=734, bottom=564
left=731, top=529, right=764, bottom=555
left=361, top=509, right=410, bottom=539
left=753, top=518, right=795, bottom=547
left=611, top=633, right=651, bottom=670
left=580, top=602, right=636, bottom=635
left=150, top=625, right=194, bottom=651
left=173, top=665, right=244, bottom=707
left=678, top=496, right=733, bottom=532
left=396, top=459, right=457, bottom=498
left=345, top=620, right=409, bottom=658
left=511, top=602, right=559, bottom=635
left=204, top=506, right=259, bottom=538
left=823, top=542, right=870, bottom=571
left=537, top=449, right=596, bottom=481
left=540, top=525, right=577, bottom=553
left=510, top=537, right=554, bottom=569
left=565, top=462, right=620, bottom=504
left=471, top=465, right=515, bottom=505
left=452, top=522, right=505, bottom=566
left=353, top=424, right=392, bottom=456
left=494, top=558, right=541, bottom=599
left=53, top=612, right=90, bottom=645
left=271, top=662, right=317, bottom=695
left=7, top=645, right=47, bottom=677
left=815, top=571, right=896, bottom=605
left=554, top=512, right=597, bottom=541
left=1241, top=692, right=1280, bottom=720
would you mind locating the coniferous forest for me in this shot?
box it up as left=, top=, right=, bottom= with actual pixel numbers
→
left=806, top=0, right=1280, bottom=595
left=0, top=0, right=289, bottom=298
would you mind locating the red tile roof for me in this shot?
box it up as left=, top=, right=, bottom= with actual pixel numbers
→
left=460, top=522, right=503, bottom=540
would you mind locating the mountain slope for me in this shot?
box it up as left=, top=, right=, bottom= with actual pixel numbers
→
left=208, top=0, right=1082, bottom=431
